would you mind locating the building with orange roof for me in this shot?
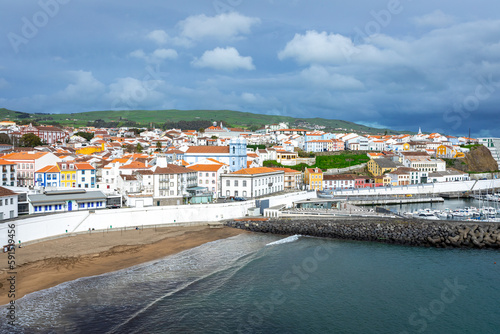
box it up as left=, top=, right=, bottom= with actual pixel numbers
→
left=187, top=163, right=229, bottom=198
left=221, top=167, right=284, bottom=198
left=0, top=158, right=17, bottom=187
left=269, top=167, right=302, bottom=190
left=0, top=186, right=18, bottom=220
left=75, top=162, right=96, bottom=189
left=3, top=151, right=59, bottom=187
left=34, top=165, right=60, bottom=188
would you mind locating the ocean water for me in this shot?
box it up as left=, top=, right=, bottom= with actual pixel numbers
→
left=2, top=233, right=499, bottom=334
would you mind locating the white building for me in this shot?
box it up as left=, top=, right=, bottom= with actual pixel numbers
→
left=151, top=164, right=197, bottom=206
left=76, top=162, right=97, bottom=189
left=478, top=137, right=500, bottom=166
left=322, top=174, right=355, bottom=190
left=187, top=160, right=230, bottom=198
left=0, top=187, right=18, bottom=220
left=221, top=167, right=284, bottom=198
left=0, top=159, right=17, bottom=187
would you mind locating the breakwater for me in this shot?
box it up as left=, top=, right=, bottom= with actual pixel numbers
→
left=225, top=218, right=500, bottom=249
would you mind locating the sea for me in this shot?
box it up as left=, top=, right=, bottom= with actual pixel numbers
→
left=2, top=226, right=499, bottom=334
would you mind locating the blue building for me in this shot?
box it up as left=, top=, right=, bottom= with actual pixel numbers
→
left=34, top=165, right=60, bottom=188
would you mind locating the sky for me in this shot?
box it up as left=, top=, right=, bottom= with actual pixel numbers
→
left=1, top=0, right=500, bottom=137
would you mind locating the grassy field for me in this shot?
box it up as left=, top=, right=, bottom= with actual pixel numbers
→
left=264, top=152, right=369, bottom=171
left=0, top=108, right=405, bottom=134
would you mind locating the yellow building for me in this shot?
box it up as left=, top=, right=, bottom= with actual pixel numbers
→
left=304, top=167, right=323, bottom=191
left=57, top=162, right=77, bottom=187
left=374, top=175, right=392, bottom=186
left=75, top=143, right=105, bottom=155
left=367, top=158, right=400, bottom=176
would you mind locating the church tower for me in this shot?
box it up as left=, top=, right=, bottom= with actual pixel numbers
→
left=229, top=138, right=247, bottom=172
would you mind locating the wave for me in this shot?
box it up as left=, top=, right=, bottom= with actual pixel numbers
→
left=1, top=233, right=273, bottom=333
left=106, top=247, right=266, bottom=334
left=266, top=234, right=301, bottom=246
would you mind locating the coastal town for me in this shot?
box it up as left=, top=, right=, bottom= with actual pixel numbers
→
left=0, top=120, right=497, bottom=220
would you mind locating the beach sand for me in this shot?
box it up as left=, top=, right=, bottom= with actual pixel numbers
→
left=0, top=225, right=246, bottom=305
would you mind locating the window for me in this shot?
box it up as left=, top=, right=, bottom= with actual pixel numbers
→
left=226, top=180, right=230, bottom=186
left=206, top=173, right=209, bottom=177
left=82, top=170, right=85, bottom=175
left=10, top=198, right=13, bottom=205
left=199, top=172, right=203, bottom=177
left=243, top=180, right=247, bottom=187
left=82, top=177, right=85, bottom=182
left=212, top=173, right=215, bottom=177
left=234, top=180, right=238, bottom=187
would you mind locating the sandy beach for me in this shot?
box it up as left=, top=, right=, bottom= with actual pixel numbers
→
left=0, top=225, right=246, bottom=305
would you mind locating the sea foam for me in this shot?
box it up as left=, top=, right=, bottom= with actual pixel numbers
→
left=266, top=234, right=301, bottom=246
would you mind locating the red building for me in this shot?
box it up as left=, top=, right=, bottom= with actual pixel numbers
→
left=19, top=124, right=69, bottom=144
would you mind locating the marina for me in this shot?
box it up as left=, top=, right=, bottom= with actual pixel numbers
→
left=381, top=197, right=500, bottom=221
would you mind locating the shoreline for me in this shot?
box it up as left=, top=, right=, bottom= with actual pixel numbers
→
left=226, top=217, right=500, bottom=249
left=0, top=225, right=247, bottom=305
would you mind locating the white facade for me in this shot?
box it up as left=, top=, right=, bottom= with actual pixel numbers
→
left=0, top=162, right=17, bottom=187
left=0, top=190, right=18, bottom=220
left=221, top=168, right=285, bottom=198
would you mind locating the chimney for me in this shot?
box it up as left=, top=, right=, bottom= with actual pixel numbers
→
left=156, top=154, right=168, bottom=168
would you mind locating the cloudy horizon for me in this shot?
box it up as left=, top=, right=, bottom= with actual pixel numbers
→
left=1, top=0, right=499, bottom=137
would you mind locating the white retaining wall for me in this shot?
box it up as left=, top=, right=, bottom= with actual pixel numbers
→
left=330, top=179, right=500, bottom=196
left=0, top=192, right=317, bottom=246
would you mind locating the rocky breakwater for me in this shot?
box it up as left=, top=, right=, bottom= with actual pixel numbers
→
left=225, top=218, right=500, bottom=249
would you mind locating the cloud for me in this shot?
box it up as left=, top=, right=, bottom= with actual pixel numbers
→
left=152, top=48, right=178, bottom=60
left=147, top=30, right=169, bottom=45
left=130, top=48, right=178, bottom=63
left=300, top=65, right=364, bottom=90
left=278, top=30, right=362, bottom=65
left=412, top=10, right=457, bottom=28
left=55, top=71, right=106, bottom=100
left=146, top=29, right=192, bottom=48
left=192, top=47, right=255, bottom=71
left=178, top=12, right=260, bottom=41
left=278, top=30, right=402, bottom=66
left=107, top=77, right=165, bottom=109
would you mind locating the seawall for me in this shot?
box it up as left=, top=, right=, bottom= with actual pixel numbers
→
left=0, top=191, right=316, bottom=246
left=225, top=218, right=500, bottom=249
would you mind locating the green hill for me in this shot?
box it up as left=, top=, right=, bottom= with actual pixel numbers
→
left=0, top=108, right=403, bottom=134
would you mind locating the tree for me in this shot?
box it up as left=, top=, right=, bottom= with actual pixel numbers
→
left=20, top=133, right=42, bottom=147
left=0, top=133, right=11, bottom=144
left=155, top=141, right=162, bottom=152
left=198, top=127, right=205, bottom=133
left=136, top=143, right=143, bottom=153
left=74, top=131, right=94, bottom=141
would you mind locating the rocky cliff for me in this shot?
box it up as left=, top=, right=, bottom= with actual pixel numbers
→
left=455, top=145, right=498, bottom=172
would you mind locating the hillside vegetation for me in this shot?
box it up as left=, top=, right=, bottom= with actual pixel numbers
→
left=0, top=108, right=404, bottom=135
